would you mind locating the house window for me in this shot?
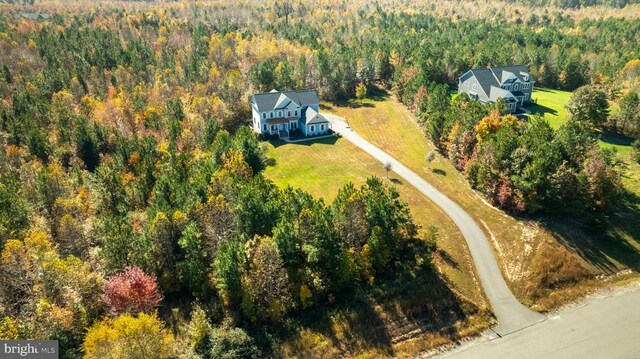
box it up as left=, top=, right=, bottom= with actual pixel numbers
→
left=525, top=93, right=530, bottom=100
left=310, top=125, right=315, bottom=132
left=271, top=125, right=275, bottom=131
left=321, top=124, right=325, bottom=131
left=294, top=110, right=298, bottom=116
left=263, top=124, right=267, bottom=131
left=278, top=111, right=282, bottom=117
left=262, top=113, right=266, bottom=119
left=288, top=111, right=291, bottom=117
left=514, top=84, right=520, bottom=91
left=472, top=84, right=478, bottom=91
left=270, top=112, right=274, bottom=118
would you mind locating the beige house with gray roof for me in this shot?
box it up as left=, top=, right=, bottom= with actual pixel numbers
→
left=458, top=65, right=534, bottom=113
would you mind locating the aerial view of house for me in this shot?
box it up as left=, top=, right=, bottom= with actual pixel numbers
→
left=458, top=65, right=535, bottom=113
left=2, top=1, right=639, bottom=358
left=250, top=89, right=330, bottom=138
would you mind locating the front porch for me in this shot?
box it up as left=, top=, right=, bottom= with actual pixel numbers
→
left=265, top=117, right=299, bottom=138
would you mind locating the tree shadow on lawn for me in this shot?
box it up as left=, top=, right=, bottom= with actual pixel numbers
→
left=600, top=131, right=634, bottom=147
left=527, top=103, right=558, bottom=118
left=533, top=87, right=556, bottom=93
left=254, top=239, right=481, bottom=356
left=432, top=168, right=447, bottom=176
left=543, top=190, right=640, bottom=275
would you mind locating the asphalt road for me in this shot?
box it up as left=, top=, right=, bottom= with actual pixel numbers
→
left=435, top=284, right=640, bottom=359
left=326, top=114, right=543, bottom=336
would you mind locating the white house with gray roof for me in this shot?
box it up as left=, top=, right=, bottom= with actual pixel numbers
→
left=458, top=65, right=534, bottom=113
left=250, top=89, right=330, bottom=138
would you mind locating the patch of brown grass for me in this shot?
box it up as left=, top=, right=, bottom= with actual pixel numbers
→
left=526, top=243, right=592, bottom=303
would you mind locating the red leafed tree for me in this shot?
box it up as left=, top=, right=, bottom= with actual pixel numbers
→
left=103, top=266, right=163, bottom=315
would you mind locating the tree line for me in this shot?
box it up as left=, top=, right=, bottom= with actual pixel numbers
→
left=410, top=83, right=622, bottom=214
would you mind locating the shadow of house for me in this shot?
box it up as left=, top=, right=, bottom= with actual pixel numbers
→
left=269, top=136, right=338, bottom=148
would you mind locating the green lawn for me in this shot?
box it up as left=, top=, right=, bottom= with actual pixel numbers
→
left=529, top=87, right=573, bottom=129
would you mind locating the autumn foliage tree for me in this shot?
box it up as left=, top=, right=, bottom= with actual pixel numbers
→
left=103, top=266, right=163, bottom=316
left=83, top=313, right=174, bottom=359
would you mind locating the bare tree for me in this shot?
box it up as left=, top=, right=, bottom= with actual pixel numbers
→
left=383, top=161, right=392, bottom=178
left=275, top=1, right=294, bottom=26
left=425, top=151, right=436, bottom=168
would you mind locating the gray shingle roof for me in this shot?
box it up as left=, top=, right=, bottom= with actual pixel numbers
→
left=252, top=89, right=320, bottom=112
left=489, top=86, right=516, bottom=102
left=302, top=107, right=328, bottom=125
left=460, top=65, right=531, bottom=103
left=469, top=68, right=497, bottom=100
left=13, top=13, right=48, bottom=20
left=490, top=65, right=530, bottom=83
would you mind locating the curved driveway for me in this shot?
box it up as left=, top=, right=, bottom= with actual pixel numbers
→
left=326, top=113, right=543, bottom=336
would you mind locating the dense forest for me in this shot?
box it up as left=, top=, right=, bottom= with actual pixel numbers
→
left=0, top=0, right=639, bottom=357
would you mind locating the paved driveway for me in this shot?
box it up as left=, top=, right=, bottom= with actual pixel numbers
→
left=326, top=113, right=543, bottom=336
left=435, top=284, right=640, bottom=358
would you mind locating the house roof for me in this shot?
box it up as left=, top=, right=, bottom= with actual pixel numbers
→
left=469, top=68, right=496, bottom=99
left=489, top=65, right=530, bottom=83
left=303, top=107, right=328, bottom=125
left=460, top=65, right=531, bottom=103
left=14, top=13, right=49, bottom=20
left=489, top=86, right=516, bottom=102
left=252, top=89, right=320, bottom=112
left=266, top=117, right=298, bottom=125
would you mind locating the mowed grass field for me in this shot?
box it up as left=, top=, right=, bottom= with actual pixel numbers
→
left=529, top=87, right=572, bottom=129
left=263, top=137, right=491, bottom=356
left=322, top=92, right=640, bottom=311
